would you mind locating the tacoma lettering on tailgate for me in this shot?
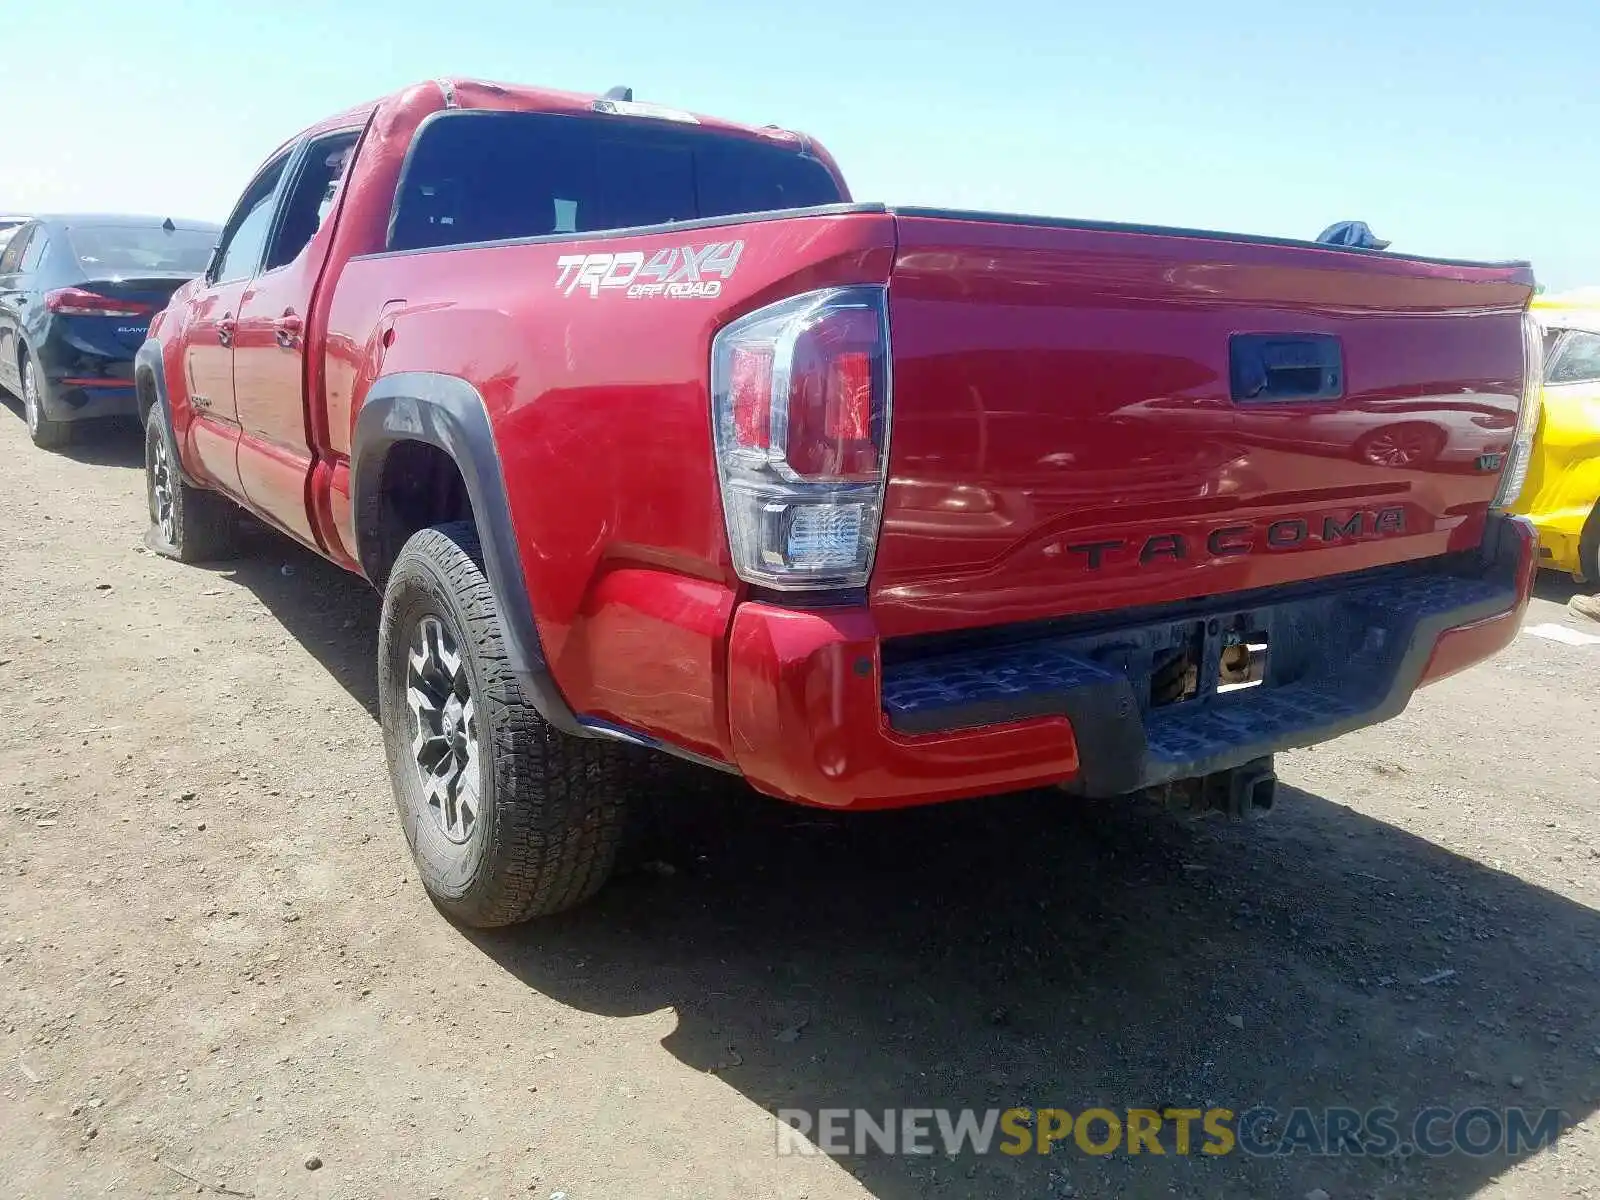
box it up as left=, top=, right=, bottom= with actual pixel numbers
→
left=1061, top=506, right=1407, bottom=570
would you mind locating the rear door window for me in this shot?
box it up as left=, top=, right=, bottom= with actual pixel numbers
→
left=389, top=111, right=843, bottom=252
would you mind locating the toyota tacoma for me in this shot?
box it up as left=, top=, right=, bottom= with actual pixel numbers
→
left=136, top=78, right=1542, bottom=925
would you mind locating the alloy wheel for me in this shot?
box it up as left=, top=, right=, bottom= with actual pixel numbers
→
left=149, top=430, right=177, bottom=544
left=21, top=360, right=40, bottom=436
left=405, top=615, right=481, bottom=844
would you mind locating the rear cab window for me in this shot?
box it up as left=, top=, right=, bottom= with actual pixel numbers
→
left=388, top=111, right=843, bottom=252
left=68, top=225, right=217, bottom=274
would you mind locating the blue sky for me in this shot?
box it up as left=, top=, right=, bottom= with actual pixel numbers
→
left=8, top=0, right=1597, bottom=287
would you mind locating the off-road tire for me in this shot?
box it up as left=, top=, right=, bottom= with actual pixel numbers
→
left=21, top=353, right=70, bottom=450
left=143, top=407, right=239, bottom=563
left=378, top=521, right=630, bottom=926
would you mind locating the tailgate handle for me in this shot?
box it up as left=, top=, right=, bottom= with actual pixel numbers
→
left=1230, top=334, right=1343, bottom=402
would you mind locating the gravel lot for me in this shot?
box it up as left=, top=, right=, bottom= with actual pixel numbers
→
left=1, top=403, right=1598, bottom=1200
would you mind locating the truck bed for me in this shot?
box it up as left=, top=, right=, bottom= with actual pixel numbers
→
left=317, top=197, right=1533, bottom=782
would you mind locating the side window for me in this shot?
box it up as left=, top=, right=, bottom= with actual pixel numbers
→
left=20, top=233, right=48, bottom=273
left=264, top=129, right=361, bottom=271
left=1547, top=332, right=1600, bottom=386
left=388, top=111, right=842, bottom=252
left=0, top=224, right=35, bottom=274
left=213, top=154, right=290, bottom=284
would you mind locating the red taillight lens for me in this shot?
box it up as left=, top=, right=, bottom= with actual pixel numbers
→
left=45, top=287, right=153, bottom=318
left=829, top=353, right=873, bottom=439
left=729, top=346, right=774, bottom=449
left=783, top=308, right=882, bottom=480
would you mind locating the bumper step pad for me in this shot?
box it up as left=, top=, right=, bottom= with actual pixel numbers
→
left=880, top=570, right=1514, bottom=795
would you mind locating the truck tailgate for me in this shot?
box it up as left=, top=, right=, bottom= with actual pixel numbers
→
left=872, top=211, right=1535, bottom=638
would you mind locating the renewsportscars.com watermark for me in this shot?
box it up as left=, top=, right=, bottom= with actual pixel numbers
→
left=775, top=1106, right=1566, bottom=1158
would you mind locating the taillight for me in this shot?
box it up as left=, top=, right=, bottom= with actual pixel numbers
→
left=729, top=347, right=774, bottom=449
left=1493, top=311, right=1544, bottom=509
left=45, top=287, right=153, bottom=318
left=712, top=286, right=890, bottom=589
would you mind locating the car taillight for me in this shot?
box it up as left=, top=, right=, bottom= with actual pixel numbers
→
left=45, top=287, right=153, bottom=318
left=1493, top=310, right=1544, bottom=509
left=712, top=286, right=890, bottom=589
left=729, top=347, right=774, bottom=449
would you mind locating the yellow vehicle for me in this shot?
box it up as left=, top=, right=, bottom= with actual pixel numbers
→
left=1513, top=290, right=1600, bottom=580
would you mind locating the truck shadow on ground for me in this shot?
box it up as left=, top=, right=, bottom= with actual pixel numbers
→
left=209, top=525, right=1600, bottom=1200
left=198, top=520, right=386, bottom=719
left=467, top=770, right=1600, bottom=1200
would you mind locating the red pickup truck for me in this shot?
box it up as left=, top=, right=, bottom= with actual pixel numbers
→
left=137, top=78, right=1542, bottom=926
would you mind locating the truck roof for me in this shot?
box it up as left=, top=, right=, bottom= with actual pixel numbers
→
left=289, top=77, right=809, bottom=156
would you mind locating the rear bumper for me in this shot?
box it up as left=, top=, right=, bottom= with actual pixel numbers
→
left=1528, top=522, right=1583, bottom=577
left=38, top=340, right=138, bottom=422
left=1518, top=499, right=1594, bottom=577
left=725, top=515, right=1536, bottom=809
left=41, top=379, right=138, bottom=422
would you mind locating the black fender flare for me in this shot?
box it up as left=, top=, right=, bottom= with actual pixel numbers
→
left=133, top=338, right=207, bottom=488
left=133, top=338, right=169, bottom=428
left=350, top=372, right=587, bottom=736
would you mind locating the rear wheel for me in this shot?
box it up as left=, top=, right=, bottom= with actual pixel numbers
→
left=20, top=354, right=70, bottom=450
left=143, top=407, right=239, bottom=562
left=378, top=521, right=632, bottom=926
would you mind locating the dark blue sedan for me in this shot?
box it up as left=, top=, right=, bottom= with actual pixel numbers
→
left=0, top=214, right=219, bottom=448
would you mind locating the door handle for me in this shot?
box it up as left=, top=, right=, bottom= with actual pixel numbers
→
left=217, top=315, right=236, bottom=348
left=274, top=311, right=303, bottom=349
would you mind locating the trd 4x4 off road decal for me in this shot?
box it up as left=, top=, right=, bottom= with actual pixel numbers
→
left=555, top=240, right=744, bottom=299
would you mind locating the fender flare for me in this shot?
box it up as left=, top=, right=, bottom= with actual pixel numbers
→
left=133, top=339, right=169, bottom=427
left=350, top=372, right=586, bottom=736
left=133, top=338, right=206, bottom=488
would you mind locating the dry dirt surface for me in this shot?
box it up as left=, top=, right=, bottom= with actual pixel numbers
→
left=2, top=403, right=1599, bottom=1200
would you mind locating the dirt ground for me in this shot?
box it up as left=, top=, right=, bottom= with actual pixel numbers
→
left=1, top=403, right=1598, bottom=1200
